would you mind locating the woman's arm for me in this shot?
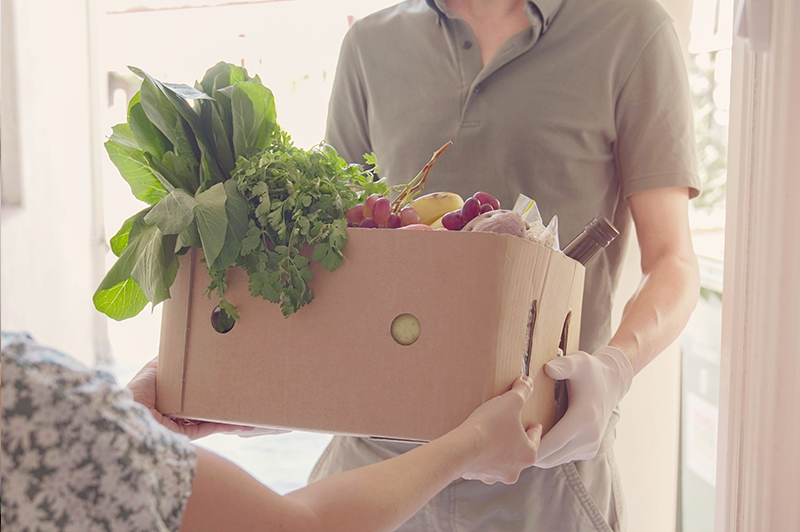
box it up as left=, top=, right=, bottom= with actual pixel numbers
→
left=180, top=377, right=540, bottom=532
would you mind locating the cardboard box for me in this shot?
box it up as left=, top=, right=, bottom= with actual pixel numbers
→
left=156, top=228, right=584, bottom=442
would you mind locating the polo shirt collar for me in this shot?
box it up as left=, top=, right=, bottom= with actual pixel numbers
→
left=425, top=0, right=564, bottom=33
left=529, top=0, right=563, bottom=32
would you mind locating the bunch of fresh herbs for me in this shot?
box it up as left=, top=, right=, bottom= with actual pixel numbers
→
left=94, top=62, right=384, bottom=320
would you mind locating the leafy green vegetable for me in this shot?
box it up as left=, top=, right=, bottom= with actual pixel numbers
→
left=143, top=189, right=199, bottom=235
left=109, top=214, right=137, bottom=257
left=213, top=133, right=383, bottom=316
left=105, top=124, right=171, bottom=204
left=94, top=62, right=383, bottom=321
left=94, top=209, right=177, bottom=320
left=226, top=81, right=277, bottom=160
left=128, top=93, right=171, bottom=160
left=194, top=182, right=233, bottom=268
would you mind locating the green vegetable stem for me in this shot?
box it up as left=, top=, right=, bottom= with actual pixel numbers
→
left=94, top=62, right=385, bottom=320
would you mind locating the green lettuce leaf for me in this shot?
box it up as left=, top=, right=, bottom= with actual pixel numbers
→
left=130, top=66, right=201, bottom=175
left=127, top=92, right=171, bottom=159
left=198, top=61, right=250, bottom=96
left=92, top=278, right=150, bottom=322
left=131, top=231, right=179, bottom=304
left=176, top=220, right=202, bottom=252
left=193, top=182, right=229, bottom=268
left=109, top=212, right=138, bottom=257
left=210, top=179, right=248, bottom=270
left=105, top=131, right=170, bottom=205
left=94, top=211, right=177, bottom=320
left=200, top=100, right=235, bottom=178
left=225, top=81, right=277, bottom=159
left=144, top=188, right=199, bottom=235
left=143, top=151, right=197, bottom=193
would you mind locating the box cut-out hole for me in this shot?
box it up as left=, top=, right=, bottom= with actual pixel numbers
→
left=554, top=311, right=572, bottom=409
left=523, top=299, right=538, bottom=375
left=211, top=305, right=235, bottom=334
left=390, top=313, right=421, bottom=346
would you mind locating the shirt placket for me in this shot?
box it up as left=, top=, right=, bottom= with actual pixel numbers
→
left=448, top=19, right=483, bottom=121
left=447, top=15, right=543, bottom=125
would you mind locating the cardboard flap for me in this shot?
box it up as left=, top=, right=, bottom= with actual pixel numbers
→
left=522, top=250, right=585, bottom=433
left=156, top=249, right=194, bottom=415
left=495, top=236, right=550, bottom=390
left=564, top=261, right=586, bottom=355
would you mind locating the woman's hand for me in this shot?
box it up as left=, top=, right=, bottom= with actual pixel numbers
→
left=125, top=358, right=256, bottom=440
left=457, top=376, right=542, bottom=484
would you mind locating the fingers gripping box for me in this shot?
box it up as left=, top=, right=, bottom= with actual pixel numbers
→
left=156, top=228, right=584, bottom=442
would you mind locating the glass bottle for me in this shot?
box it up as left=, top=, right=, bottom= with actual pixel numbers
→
left=562, top=214, right=619, bottom=265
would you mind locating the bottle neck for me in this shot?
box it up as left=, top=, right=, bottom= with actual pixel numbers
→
left=563, top=214, right=619, bottom=265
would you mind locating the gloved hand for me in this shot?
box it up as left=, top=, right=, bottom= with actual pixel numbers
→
left=534, top=346, right=634, bottom=468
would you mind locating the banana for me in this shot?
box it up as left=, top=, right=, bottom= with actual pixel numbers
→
left=429, top=214, right=446, bottom=229
left=408, top=192, right=464, bottom=226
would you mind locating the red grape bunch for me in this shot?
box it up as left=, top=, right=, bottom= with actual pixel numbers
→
left=345, top=193, right=422, bottom=229
left=441, top=191, right=501, bottom=231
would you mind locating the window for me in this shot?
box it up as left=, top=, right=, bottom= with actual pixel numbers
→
left=679, top=1, right=734, bottom=530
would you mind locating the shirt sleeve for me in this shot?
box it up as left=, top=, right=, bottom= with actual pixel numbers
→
left=325, top=22, right=374, bottom=167
left=614, top=20, right=702, bottom=200
left=1, top=332, right=196, bottom=532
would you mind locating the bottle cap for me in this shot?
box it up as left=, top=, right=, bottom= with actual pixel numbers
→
left=585, top=214, right=619, bottom=248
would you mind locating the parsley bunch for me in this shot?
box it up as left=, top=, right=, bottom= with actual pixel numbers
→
left=208, top=130, right=386, bottom=317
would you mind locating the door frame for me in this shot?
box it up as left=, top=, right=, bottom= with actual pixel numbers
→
left=717, top=1, right=800, bottom=529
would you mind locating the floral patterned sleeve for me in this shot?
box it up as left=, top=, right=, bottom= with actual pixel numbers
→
left=1, top=332, right=196, bottom=532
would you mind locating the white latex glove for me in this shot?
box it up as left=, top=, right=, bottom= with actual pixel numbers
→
left=534, top=346, right=634, bottom=468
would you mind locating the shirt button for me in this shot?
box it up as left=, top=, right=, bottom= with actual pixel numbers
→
left=473, top=85, right=482, bottom=94
left=462, top=40, right=472, bottom=49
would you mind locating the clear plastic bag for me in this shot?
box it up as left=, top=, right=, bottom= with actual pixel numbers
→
left=512, top=194, right=560, bottom=251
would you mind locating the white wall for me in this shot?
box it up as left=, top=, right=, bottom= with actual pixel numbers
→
left=614, top=232, right=683, bottom=532
left=1, top=0, right=107, bottom=366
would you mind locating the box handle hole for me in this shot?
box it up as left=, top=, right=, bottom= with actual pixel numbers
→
left=211, top=305, right=235, bottom=334
left=391, top=313, right=421, bottom=346
left=523, top=299, right=538, bottom=375
left=554, top=311, right=571, bottom=409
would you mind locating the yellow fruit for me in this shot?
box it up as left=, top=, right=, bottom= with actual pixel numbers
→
left=429, top=214, right=446, bottom=229
left=409, top=192, right=464, bottom=226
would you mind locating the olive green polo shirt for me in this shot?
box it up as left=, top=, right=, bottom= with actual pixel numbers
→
left=325, top=0, right=700, bottom=350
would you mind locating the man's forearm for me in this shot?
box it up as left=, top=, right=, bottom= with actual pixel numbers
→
left=609, top=251, right=700, bottom=374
